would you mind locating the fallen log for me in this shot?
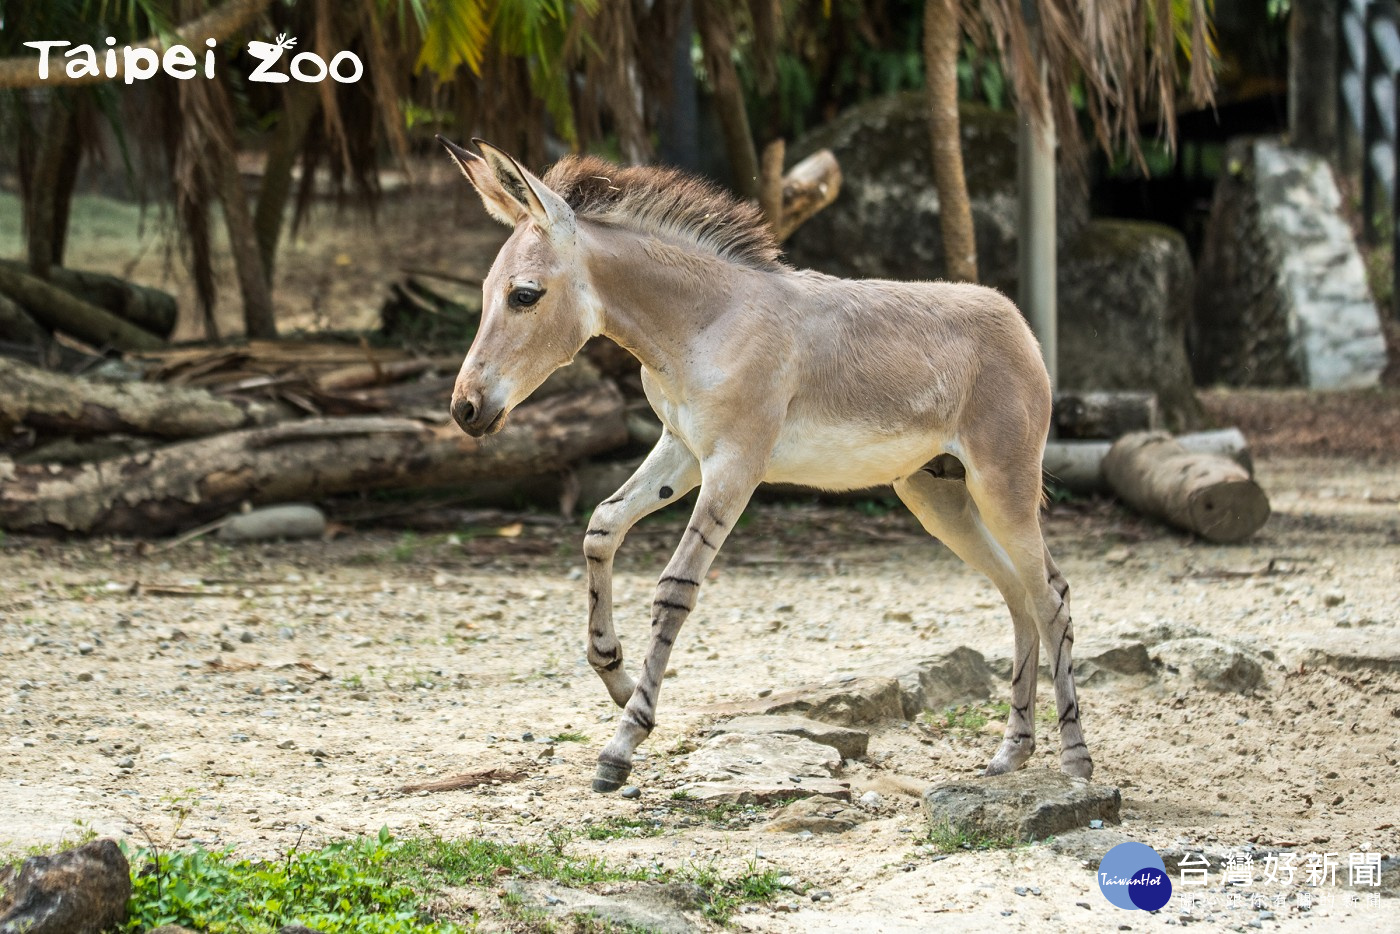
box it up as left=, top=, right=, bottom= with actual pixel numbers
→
left=0, top=264, right=165, bottom=351
left=0, top=381, right=628, bottom=536
left=1101, top=431, right=1270, bottom=543
left=1043, top=428, right=1251, bottom=494
left=0, top=261, right=177, bottom=338
left=0, top=293, right=51, bottom=347
left=0, top=356, right=282, bottom=440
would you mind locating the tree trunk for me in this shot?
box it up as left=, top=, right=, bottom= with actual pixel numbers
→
left=0, top=262, right=177, bottom=338
left=759, top=138, right=786, bottom=235
left=1101, top=431, right=1270, bottom=543
left=207, top=79, right=277, bottom=339
left=0, top=357, right=281, bottom=440
left=0, top=382, right=628, bottom=536
left=0, top=264, right=165, bottom=351
left=696, top=0, right=761, bottom=198
left=1289, top=0, right=1338, bottom=158
left=1043, top=429, right=1252, bottom=495
left=923, top=0, right=978, bottom=282
left=253, top=82, right=321, bottom=283
left=24, top=98, right=76, bottom=280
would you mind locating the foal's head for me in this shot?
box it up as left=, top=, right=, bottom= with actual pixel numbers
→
left=439, top=137, right=594, bottom=437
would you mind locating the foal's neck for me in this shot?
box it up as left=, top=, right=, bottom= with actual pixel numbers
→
left=582, top=223, right=773, bottom=377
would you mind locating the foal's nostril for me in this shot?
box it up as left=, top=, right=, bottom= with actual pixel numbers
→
left=451, top=397, right=477, bottom=429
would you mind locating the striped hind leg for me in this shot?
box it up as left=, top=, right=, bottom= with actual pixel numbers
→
left=962, top=461, right=1093, bottom=780
left=895, top=468, right=1042, bottom=774
left=583, top=430, right=700, bottom=707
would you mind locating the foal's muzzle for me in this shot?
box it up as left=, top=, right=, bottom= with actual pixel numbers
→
left=450, top=390, right=505, bottom=437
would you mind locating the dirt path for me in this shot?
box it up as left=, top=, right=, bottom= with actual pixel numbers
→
left=1, top=452, right=1397, bottom=931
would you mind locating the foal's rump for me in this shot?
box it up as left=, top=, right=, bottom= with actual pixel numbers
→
left=774, top=272, right=1052, bottom=487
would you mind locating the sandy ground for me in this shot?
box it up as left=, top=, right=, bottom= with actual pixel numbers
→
left=1, top=452, right=1397, bottom=932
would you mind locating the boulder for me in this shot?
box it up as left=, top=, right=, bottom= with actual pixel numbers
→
left=1194, top=137, right=1387, bottom=389
left=0, top=839, right=130, bottom=934
left=1059, top=220, right=1206, bottom=429
left=921, top=769, right=1122, bottom=843
left=786, top=93, right=1085, bottom=287
left=703, top=675, right=906, bottom=726
left=503, top=880, right=707, bottom=934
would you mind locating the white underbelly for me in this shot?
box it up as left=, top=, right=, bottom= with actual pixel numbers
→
left=762, top=420, right=941, bottom=491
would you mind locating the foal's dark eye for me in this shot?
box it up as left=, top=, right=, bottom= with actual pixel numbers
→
left=510, top=286, right=543, bottom=308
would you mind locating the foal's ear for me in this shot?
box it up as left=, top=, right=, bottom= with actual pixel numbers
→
left=472, top=139, right=576, bottom=237
left=437, top=135, right=524, bottom=226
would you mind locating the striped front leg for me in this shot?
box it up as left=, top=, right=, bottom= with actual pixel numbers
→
left=583, top=431, right=700, bottom=707
left=593, top=479, right=756, bottom=792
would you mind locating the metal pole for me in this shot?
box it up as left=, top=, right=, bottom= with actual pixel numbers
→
left=1018, top=50, right=1057, bottom=391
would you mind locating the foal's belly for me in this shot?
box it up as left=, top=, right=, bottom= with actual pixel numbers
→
left=762, top=418, right=942, bottom=492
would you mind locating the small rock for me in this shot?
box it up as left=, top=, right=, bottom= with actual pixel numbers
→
left=76, top=673, right=93, bottom=683
left=218, top=504, right=326, bottom=542
left=0, top=839, right=130, bottom=934
left=239, top=631, right=255, bottom=644
left=859, top=790, right=883, bottom=809
left=115, top=756, right=134, bottom=769
left=707, top=715, right=870, bottom=759
left=1015, top=885, right=1028, bottom=896
left=620, top=785, right=642, bottom=800
left=810, top=889, right=832, bottom=902
left=521, top=732, right=535, bottom=742
left=1153, top=637, right=1264, bottom=693
left=77, top=643, right=94, bottom=656
left=923, top=771, right=1122, bottom=842
left=277, top=740, right=296, bottom=750
left=1323, top=590, right=1346, bottom=607
left=766, top=795, right=869, bottom=834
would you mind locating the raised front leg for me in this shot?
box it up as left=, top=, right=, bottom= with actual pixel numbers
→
left=583, top=430, right=700, bottom=707
left=593, top=470, right=758, bottom=792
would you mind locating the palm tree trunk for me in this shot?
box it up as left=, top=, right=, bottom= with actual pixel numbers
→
left=923, top=0, right=978, bottom=282
left=24, top=98, right=77, bottom=280
left=253, top=82, right=321, bottom=283
left=696, top=0, right=760, bottom=198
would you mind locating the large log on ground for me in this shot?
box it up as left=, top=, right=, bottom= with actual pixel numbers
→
left=0, top=264, right=164, bottom=351
left=0, top=357, right=282, bottom=440
left=776, top=149, right=842, bottom=242
left=0, top=381, right=628, bottom=536
left=1101, top=431, right=1270, bottom=543
left=1043, top=429, right=1251, bottom=495
left=0, top=261, right=177, bottom=338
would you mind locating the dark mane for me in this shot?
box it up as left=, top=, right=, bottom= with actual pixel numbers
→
left=541, top=156, right=783, bottom=271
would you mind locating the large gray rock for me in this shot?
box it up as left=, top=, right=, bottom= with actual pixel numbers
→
left=708, top=715, right=869, bottom=759
left=0, top=839, right=130, bottom=934
left=1195, top=137, right=1387, bottom=389
left=922, top=770, right=1122, bottom=843
left=1059, top=220, right=1206, bottom=429
left=786, top=93, right=1084, bottom=287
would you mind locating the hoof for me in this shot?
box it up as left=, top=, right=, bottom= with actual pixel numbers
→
left=592, top=760, right=631, bottom=793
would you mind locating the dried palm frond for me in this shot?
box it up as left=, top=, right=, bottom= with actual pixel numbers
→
left=962, top=0, right=1218, bottom=172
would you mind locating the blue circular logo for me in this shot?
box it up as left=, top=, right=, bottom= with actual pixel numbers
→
left=1098, top=842, right=1172, bottom=911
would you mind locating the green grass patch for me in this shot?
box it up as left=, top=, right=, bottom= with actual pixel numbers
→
left=582, top=817, right=664, bottom=841
left=109, top=823, right=787, bottom=932
left=549, top=730, right=590, bottom=744
left=924, top=820, right=1018, bottom=854
left=122, top=829, right=468, bottom=933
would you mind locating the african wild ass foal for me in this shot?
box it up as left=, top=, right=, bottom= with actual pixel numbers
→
left=437, top=136, right=1092, bottom=793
